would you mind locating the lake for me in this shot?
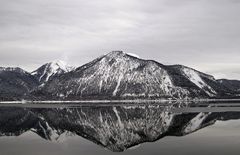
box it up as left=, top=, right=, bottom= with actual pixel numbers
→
left=0, top=101, right=240, bottom=155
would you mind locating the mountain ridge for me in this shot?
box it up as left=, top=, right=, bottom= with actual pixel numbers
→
left=0, top=51, right=240, bottom=101
left=0, top=67, right=39, bottom=101
left=32, top=51, right=240, bottom=100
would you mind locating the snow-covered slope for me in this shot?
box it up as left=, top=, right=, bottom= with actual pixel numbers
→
left=1, top=51, right=240, bottom=101
left=32, top=51, right=239, bottom=100
left=166, top=65, right=233, bottom=99
left=181, top=67, right=217, bottom=97
left=31, top=60, right=74, bottom=84
left=35, top=51, right=192, bottom=100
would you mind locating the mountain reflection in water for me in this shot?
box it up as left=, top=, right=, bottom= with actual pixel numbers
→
left=0, top=101, right=240, bottom=152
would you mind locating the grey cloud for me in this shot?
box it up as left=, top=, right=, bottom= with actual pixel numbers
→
left=0, top=0, right=240, bottom=79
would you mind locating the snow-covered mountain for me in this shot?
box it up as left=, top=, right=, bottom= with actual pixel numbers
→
left=1, top=51, right=240, bottom=101
left=33, top=51, right=238, bottom=100
left=31, top=60, right=74, bottom=84
left=166, top=65, right=233, bottom=98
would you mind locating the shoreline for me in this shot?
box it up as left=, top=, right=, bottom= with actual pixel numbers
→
left=1, top=98, right=240, bottom=104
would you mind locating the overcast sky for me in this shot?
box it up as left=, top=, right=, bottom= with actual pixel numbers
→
left=0, top=0, right=240, bottom=79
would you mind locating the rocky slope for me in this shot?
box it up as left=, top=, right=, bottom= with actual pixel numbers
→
left=218, top=79, right=240, bottom=95
left=1, top=51, right=240, bottom=101
left=0, top=67, right=39, bottom=101
left=32, top=51, right=239, bottom=100
left=31, top=60, right=74, bottom=84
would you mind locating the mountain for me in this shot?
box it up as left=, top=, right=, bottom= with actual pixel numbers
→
left=31, top=60, right=74, bottom=84
left=166, top=65, right=235, bottom=98
left=0, top=67, right=39, bottom=101
left=217, top=79, right=240, bottom=95
left=0, top=51, right=239, bottom=101
left=32, top=51, right=238, bottom=100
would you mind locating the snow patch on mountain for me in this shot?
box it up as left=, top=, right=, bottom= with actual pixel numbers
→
left=181, top=67, right=216, bottom=96
left=113, top=74, right=124, bottom=96
left=126, top=53, right=140, bottom=58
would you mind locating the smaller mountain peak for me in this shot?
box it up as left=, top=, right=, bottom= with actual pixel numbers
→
left=31, top=60, right=74, bottom=83
left=48, top=60, right=70, bottom=72
left=50, top=60, right=66, bottom=66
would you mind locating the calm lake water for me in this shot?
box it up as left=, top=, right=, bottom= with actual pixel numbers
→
left=1, top=101, right=240, bottom=155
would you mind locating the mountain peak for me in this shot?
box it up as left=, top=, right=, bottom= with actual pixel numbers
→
left=47, top=60, right=72, bottom=72
left=31, top=60, right=74, bottom=83
left=105, top=51, right=140, bottom=58
left=50, top=60, right=66, bottom=65
left=105, top=51, right=125, bottom=58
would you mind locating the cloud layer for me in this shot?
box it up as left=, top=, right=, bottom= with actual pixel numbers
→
left=0, top=0, right=240, bottom=79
